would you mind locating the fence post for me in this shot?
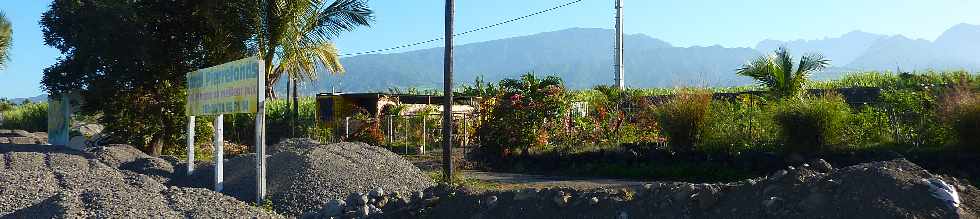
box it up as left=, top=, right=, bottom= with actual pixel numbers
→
left=345, top=117, right=350, bottom=139
left=421, top=115, right=427, bottom=155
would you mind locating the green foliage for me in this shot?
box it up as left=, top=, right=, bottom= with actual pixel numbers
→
left=254, top=0, right=374, bottom=98
left=842, top=106, right=894, bottom=149
left=737, top=47, right=829, bottom=99
left=40, top=0, right=252, bottom=155
left=478, top=73, right=568, bottom=157
left=0, top=102, right=48, bottom=132
left=655, top=91, right=712, bottom=154
left=700, top=95, right=778, bottom=154
left=949, top=99, right=980, bottom=151
left=0, top=10, right=11, bottom=70
left=773, top=95, right=851, bottom=154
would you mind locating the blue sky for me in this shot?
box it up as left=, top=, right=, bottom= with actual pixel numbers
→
left=2, top=0, right=980, bottom=99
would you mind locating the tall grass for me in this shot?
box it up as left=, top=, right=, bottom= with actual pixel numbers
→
left=0, top=102, right=47, bottom=132
left=655, top=91, right=712, bottom=154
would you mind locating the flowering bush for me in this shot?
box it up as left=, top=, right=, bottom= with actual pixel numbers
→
left=477, top=73, right=568, bottom=157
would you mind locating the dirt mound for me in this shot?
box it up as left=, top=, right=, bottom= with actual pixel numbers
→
left=89, top=144, right=177, bottom=184
left=388, top=159, right=978, bottom=218
left=193, top=139, right=435, bottom=216
left=0, top=129, right=48, bottom=144
left=0, top=146, right=280, bottom=218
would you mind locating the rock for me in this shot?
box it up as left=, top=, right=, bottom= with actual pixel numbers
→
left=762, top=196, right=783, bottom=213
left=9, top=137, right=35, bottom=145
left=0, top=137, right=9, bottom=144
left=695, top=187, right=720, bottom=209
left=359, top=205, right=370, bottom=217
left=590, top=196, right=600, bottom=205
left=485, top=195, right=498, bottom=207
left=553, top=191, right=571, bottom=206
left=770, top=170, right=788, bottom=181
left=513, top=188, right=539, bottom=201
left=811, top=159, right=833, bottom=173
left=370, top=187, right=384, bottom=198
left=319, top=199, right=346, bottom=217
left=376, top=196, right=390, bottom=208
left=800, top=192, right=827, bottom=211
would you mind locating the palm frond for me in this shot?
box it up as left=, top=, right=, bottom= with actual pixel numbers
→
left=0, top=11, right=12, bottom=70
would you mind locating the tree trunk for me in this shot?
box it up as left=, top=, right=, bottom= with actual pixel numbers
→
left=291, top=78, right=299, bottom=137
left=149, top=134, right=164, bottom=156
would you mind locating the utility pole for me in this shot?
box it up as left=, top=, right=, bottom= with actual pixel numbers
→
left=614, top=0, right=625, bottom=90
left=442, top=0, right=455, bottom=184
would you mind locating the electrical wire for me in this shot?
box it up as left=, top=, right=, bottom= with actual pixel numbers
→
left=339, top=0, right=584, bottom=57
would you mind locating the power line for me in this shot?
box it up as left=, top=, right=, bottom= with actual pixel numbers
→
left=340, top=0, right=584, bottom=57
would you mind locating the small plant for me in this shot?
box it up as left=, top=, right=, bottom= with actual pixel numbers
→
left=655, top=91, right=712, bottom=154
left=773, top=95, right=851, bottom=154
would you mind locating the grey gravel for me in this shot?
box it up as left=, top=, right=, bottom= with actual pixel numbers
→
left=194, top=138, right=435, bottom=216
left=0, top=145, right=281, bottom=218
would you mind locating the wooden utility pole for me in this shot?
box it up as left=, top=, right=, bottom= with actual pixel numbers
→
left=614, top=0, right=625, bottom=89
left=442, top=0, right=455, bottom=183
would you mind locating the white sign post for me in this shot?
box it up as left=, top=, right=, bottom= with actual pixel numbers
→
left=256, top=61, right=267, bottom=204
left=186, top=116, right=195, bottom=175
left=185, top=56, right=266, bottom=203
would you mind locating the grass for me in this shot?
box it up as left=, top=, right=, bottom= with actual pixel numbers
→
left=0, top=102, right=48, bottom=132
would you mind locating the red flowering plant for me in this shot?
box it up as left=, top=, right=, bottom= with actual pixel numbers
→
left=477, top=73, right=569, bottom=158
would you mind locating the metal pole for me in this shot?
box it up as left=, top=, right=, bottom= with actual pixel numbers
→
left=256, top=61, right=267, bottom=204
left=388, top=115, right=393, bottom=145
left=614, top=0, right=625, bottom=90
left=442, top=0, right=456, bottom=183
left=345, top=117, right=350, bottom=139
left=213, top=114, right=224, bottom=192
left=187, top=116, right=195, bottom=175
left=422, top=116, right=427, bottom=155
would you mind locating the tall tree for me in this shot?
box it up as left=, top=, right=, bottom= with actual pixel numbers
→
left=253, top=0, right=373, bottom=99
left=41, top=0, right=253, bottom=155
left=736, top=47, right=830, bottom=99
left=0, top=11, right=12, bottom=70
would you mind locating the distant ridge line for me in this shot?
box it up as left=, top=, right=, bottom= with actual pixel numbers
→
left=339, top=0, right=584, bottom=57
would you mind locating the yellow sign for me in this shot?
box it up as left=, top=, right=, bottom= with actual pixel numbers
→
left=186, top=57, right=263, bottom=115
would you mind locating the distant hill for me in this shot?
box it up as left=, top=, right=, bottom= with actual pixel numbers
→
left=848, top=23, right=980, bottom=71
left=7, top=94, right=48, bottom=104
left=280, top=24, right=980, bottom=95
left=757, top=23, right=980, bottom=72
left=290, top=28, right=760, bottom=94
left=756, top=31, right=886, bottom=66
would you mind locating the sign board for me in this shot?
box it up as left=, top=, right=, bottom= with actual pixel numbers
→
left=184, top=56, right=267, bottom=203
left=186, top=56, right=262, bottom=116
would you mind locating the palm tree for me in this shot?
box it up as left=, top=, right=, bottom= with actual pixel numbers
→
left=736, top=47, right=830, bottom=99
left=0, top=11, right=12, bottom=70
left=254, top=0, right=373, bottom=98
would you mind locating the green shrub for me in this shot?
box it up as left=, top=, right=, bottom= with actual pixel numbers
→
left=939, top=86, right=980, bottom=151
left=773, top=95, right=851, bottom=154
left=655, top=91, right=712, bottom=154
left=842, top=106, right=894, bottom=149
left=700, top=95, right=778, bottom=154
left=477, top=73, right=568, bottom=157
left=0, top=102, right=48, bottom=132
left=950, top=101, right=980, bottom=151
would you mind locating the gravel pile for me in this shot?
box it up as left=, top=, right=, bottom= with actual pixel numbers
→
left=0, top=145, right=280, bottom=218
left=393, top=159, right=979, bottom=218
left=193, top=138, right=435, bottom=216
left=0, top=129, right=48, bottom=144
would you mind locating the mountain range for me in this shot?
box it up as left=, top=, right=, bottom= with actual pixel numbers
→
left=286, top=23, right=978, bottom=94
